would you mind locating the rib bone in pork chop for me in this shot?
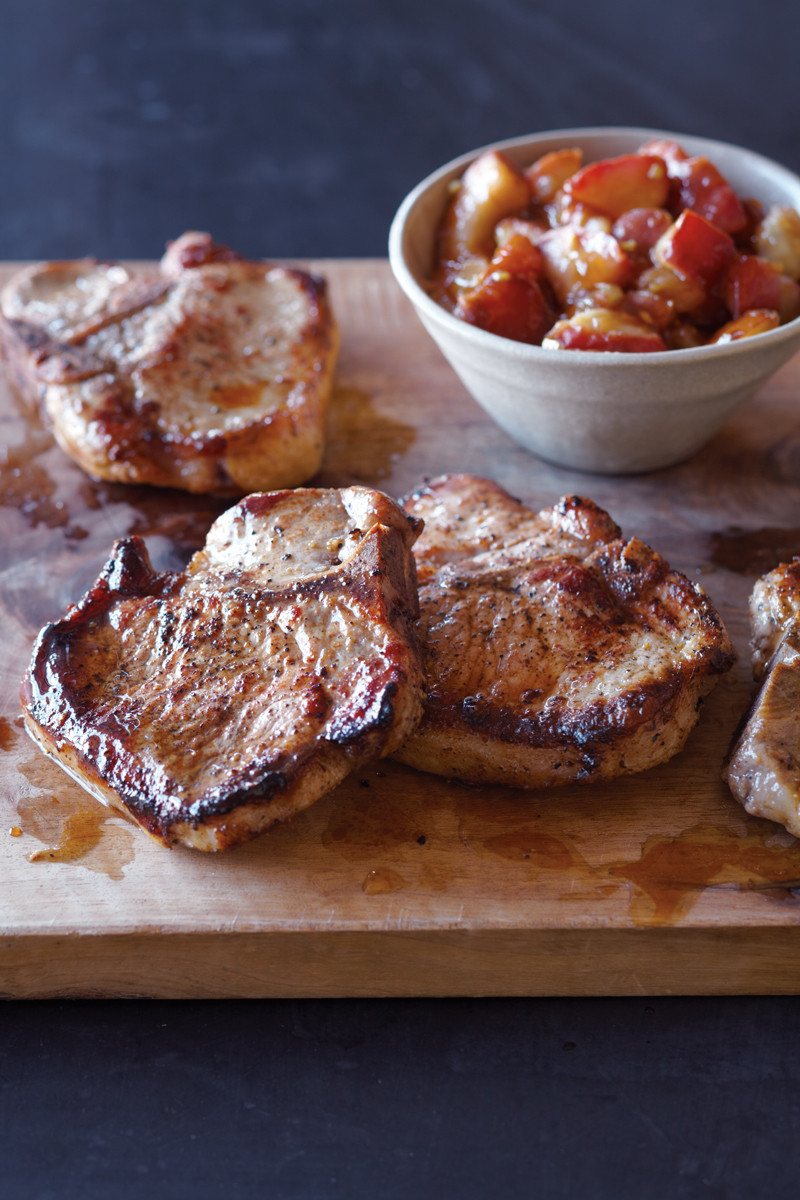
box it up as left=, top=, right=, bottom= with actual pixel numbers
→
left=21, top=487, right=424, bottom=851
left=724, top=559, right=800, bottom=837
left=393, top=474, right=735, bottom=787
left=0, top=231, right=338, bottom=494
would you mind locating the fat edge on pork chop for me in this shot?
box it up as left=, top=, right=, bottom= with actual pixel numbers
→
left=21, top=487, right=425, bottom=851
left=394, top=474, right=736, bottom=788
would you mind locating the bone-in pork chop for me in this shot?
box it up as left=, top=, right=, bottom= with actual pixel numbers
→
left=394, top=474, right=735, bottom=787
left=21, top=487, right=424, bottom=850
left=0, top=231, right=338, bottom=494
left=724, top=559, right=800, bottom=836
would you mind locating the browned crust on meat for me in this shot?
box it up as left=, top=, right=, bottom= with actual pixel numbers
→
left=0, top=232, right=339, bottom=495
left=394, top=474, right=735, bottom=788
left=20, top=487, right=424, bottom=850
left=749, top=557, right=800, bottom=678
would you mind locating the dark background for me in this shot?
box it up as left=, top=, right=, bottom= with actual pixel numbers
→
left=2, top=2, right=800, bottom=1197
left=1, top=0, right=799, bottom=262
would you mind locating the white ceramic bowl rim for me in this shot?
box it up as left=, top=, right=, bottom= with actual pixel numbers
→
left=388, top=125, right=800, bottom=366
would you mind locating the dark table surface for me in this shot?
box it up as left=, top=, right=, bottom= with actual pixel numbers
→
left=2, top=2, right=800, bottom=1196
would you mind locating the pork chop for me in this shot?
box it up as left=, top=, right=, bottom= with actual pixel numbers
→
left=0, top=231, right=339, bottom=494
left=21, top=486, right=424, bottom=850
left=724, top=559, right=800, bottom=836
left=394, top=474, right=735, bottom=787
left=749, top=557, right=800, bottom=677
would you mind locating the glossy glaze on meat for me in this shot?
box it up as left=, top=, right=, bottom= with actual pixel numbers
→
left=21, top=487, right=424, bottom=850
left=394, top=474, right=735, bottom=788
left=724, top=560, right=800, bottom=836
left=0, top=231, right=339, bottom=494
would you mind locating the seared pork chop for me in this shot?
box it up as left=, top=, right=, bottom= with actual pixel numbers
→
left=724, top=560, right=800, bottom=836
left=749, top=558, right=800, bottom=677
left=0, top=231, right=338, bottom=494
left=394, top=474, right=735, bottom=787
left=21, top=487, right=424, bottom=850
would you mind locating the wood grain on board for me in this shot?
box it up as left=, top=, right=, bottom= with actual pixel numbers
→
left=2, top=258, right=800, bottom=999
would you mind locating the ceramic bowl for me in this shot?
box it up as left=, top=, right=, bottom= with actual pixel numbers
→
left=388, top=127, right=800, bottom=474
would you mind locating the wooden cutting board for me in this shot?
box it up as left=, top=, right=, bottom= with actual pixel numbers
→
left=2, top=258, right=800, bottom=999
